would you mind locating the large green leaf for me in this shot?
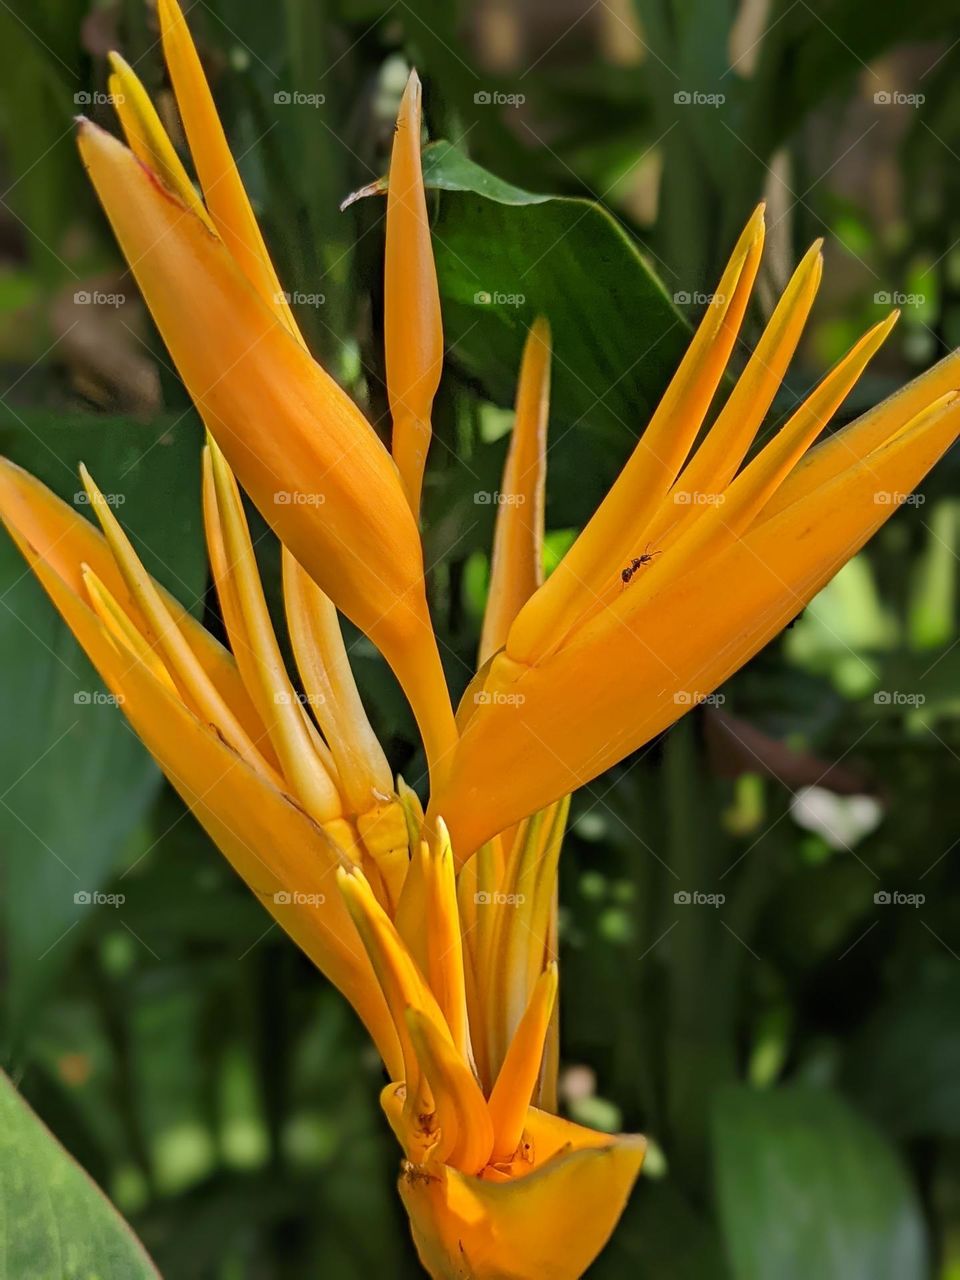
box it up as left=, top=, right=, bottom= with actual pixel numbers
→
left=713, top=1086, right=928, bottom=1280
left=362, top=140, right=689, bottom=444
left=0, top=1069, right=159, bottom=1278
left=425, top=141, right=688, bottom=438
left=0, top=411, right=204, bottom=1054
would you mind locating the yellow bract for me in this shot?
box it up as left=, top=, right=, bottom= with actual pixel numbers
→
left=78, top=42, right=456, bottom=784
left=432, top=286, right=960, bottom=854
left=386, top=69, right=444, bottom=517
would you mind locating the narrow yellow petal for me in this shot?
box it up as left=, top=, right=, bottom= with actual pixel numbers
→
left=684, top=310, right=895, bottom=543
left=398, top=774, right=426, bottom=849
left=507, top=203, right=766, bottom=665
left=647, top=236, right=824, bottom=542
left=538, top=907, right=560, bottom=1113
left=207, top=438, right=343, bottom=825
left=338, top=866, right=455, bottom=1159
left=0, top=457, right=268, bottom=750
left=386, top=69, right=443, bottom=516
left=81, top=565, right=178, bottom=693
left=765, top=345, right=960, bottom=518
left=79, top=463, right=279, bottom=784
left=394, top=838, right=431, bottom=979
left=487, top=963, right=558, bottom=1162
left=482, top=798, right=567, bottom=1081
left=282, top=547, right=393, bottom=812
left=405, top=1009, right=493, bottom=1175
left=624, top=311, right=898, bottom=612
left=480, top=317, right=551, bottom=664
left=423, top=823, right=471, bottom=1064
left=106, top=52, right=215, bottom=233
left=156, top=0, right=301, bottom=338
left=472, top=834, right=504, bottom=984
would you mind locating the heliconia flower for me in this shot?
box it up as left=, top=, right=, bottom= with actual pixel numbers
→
left=4, top=2, right=959, bottom=1273
left=433, top=214, right=960, bottom=855
left=0, top=327, right=644, bottom=1278
left=80, top=1, right=456, bottom=782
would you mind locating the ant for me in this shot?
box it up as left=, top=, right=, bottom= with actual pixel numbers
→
left=620, top=545, right=661, bottom=586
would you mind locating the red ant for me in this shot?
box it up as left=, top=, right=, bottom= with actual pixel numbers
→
left=620, top=545, right=661, bottom=586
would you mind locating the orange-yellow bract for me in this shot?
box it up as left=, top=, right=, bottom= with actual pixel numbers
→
left=2, top=2, right=959, bottom=1275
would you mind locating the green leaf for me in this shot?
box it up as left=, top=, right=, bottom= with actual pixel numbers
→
left=0, top=411, right=205, bottom=1053
left=360, top=139, right=689, bottom=443
left=0, top=1069, right=160, bottom=1278
left=713, top=1085, right=928, bottom=1280
left=422, top=142, right=551, bottom=205
left=426, top=141, right=688, bottom=438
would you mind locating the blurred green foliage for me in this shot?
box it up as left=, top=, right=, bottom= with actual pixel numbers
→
left=2, top=0, right=960, bottom=1276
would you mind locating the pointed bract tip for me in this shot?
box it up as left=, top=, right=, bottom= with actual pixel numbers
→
left=431, top=814, right=452, bottom=851
left=530, top=314, right=552, bottom=344
left=400, top=67, right=422, bottom=117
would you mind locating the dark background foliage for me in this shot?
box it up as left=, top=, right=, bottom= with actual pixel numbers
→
left=1, top=1, right=960, bottom=1276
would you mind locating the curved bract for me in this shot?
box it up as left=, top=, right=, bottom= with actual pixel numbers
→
left=2, top=2, right=959, bottom=1274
